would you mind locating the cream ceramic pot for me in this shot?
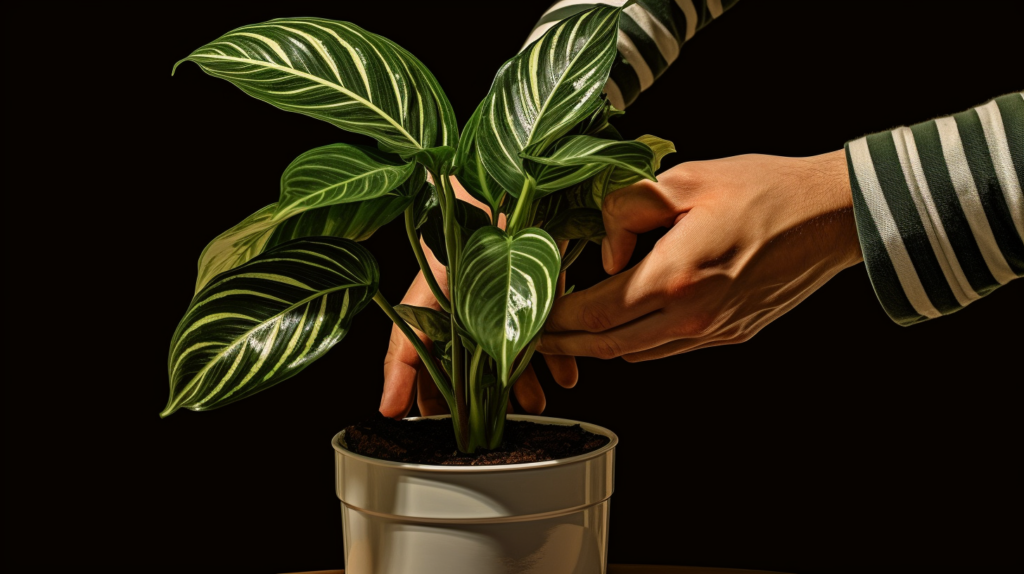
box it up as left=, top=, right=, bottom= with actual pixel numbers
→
left=333, top=414, right=618, bottom=574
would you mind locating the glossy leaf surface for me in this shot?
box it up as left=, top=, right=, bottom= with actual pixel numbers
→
left=175, top=18, right=457, bottom=157
left=523, top=135, right=656, bottom=194
left=476, top=6, right=621, bottom=195
left=455, top=227, right=561, bottom=385
left=275, top=144, right=416, bottom=220
left=454, top=103, right=505, bottom=209
left=164, top=238, right=379, bottom=416
left=194, top=167, right=426, bottom=294
left=395, top=304, right=451, bottom=343
left=587, top=134, right=675, bottom=207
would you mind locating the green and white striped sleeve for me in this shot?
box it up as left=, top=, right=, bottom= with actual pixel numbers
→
left=845, top=93, right=1024, bottom=326
left=523, top=0, right=740, bottom=110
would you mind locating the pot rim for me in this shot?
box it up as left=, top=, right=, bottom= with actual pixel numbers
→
left=332, top=414, right=618, bottom=473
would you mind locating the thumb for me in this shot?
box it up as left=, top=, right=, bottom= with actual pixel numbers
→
left=601, top=180, right=682, bottom=274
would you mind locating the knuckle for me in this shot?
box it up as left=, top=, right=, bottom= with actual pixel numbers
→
left=578, top=303, right=612, bottom=332
left=670, top=163, right=704, bottom=189
left=589, top=336, right=622, bottom=360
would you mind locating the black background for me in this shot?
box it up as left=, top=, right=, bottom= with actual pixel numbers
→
left=6, top=2, right=1022, bottom=573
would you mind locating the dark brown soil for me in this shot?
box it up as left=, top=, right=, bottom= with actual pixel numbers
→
left=342, top=415, right=610, bottom=466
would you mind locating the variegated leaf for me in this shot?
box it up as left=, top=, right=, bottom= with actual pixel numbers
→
left=454, top=102, right=505, bottom=209
left=164, top=238, right=379, bottom=417
left=174, top=18, right=457, bottom=160
left=194, top=159, right=426, bottom=294
left=587, top=134, right=675, bottom=207
left=455, top=227, right=561, bottom=385
left=275, top=144, right=416, bottom=220
left=523, top=135, right=656, bottom=195
left=476, top=6, right=622, bottom=196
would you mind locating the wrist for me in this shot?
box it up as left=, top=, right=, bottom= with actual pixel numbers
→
left=804, top=150, right=863, bottom=267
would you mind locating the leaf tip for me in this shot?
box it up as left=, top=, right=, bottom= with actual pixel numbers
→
left=171, top=58, right=190, bottom=77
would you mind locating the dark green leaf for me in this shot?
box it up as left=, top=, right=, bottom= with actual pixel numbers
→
left=455, top=227, right=561, bottom=385
left=395, top=304, right=451, bottom=343
left=175, top=18, right=457, bottom=156
left=544, top=208, right=605, bottom=243
left=275, top=143, right=416, bottom=220
left=476, top=6, right=622, bottom=195
left=164, top=238, right=379, bottom=417
left=454, top=102, right=505, bottom=209
left=411, top=181, right=439, bottom=229
left=421, top=200, right=491, bottom=265
left=523, top=136, right=656, bottom=195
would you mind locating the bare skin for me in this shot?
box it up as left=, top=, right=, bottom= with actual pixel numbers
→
left=378, top=178, right=577, bottom=418
left=537, top=150, right=863, bottom=361
left=381, top=151, right=862, bottom=415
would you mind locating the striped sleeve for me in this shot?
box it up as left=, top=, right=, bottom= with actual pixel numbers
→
left=845, top=92, right=1024, bottom=326
left=522, top=0, right=740, bottom=110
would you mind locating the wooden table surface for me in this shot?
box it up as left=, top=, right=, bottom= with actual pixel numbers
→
left=288, top=567, right=792, bottom=574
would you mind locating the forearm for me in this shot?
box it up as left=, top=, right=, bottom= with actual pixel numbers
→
left=523, top=0, right=740, bottom=109
left=845, top=92, right=1024, bottom=325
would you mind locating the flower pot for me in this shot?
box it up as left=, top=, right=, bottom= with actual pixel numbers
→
left=332, top=414, right=618, bottom=574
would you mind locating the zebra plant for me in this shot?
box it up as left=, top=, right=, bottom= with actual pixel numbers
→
left=163, top=4, right=674, bottom=452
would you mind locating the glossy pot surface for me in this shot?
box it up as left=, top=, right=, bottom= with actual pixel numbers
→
left=333, top=414, right=618, bottom=574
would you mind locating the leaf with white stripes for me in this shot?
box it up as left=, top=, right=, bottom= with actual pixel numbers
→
left=587, top=134, right=675, bottom=207
left=455, top=227, right=561, bottom=386
left=476, top=5, right=622, bottom=195
left=523, top=135, right=656, bottom=195
left=274, top=144, right=417, bottom=221
left=164, top=237, right=379, bottom=417
left=193, top=156, right=426, bottom=294
left=174, top=17, right=457, bottom=161
left=454, top=101, right=505, bottom=210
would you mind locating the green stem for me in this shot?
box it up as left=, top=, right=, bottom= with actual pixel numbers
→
left=506, top=177, right=536, bottom=235
left=373, top=291, right=467, bottom=450
left=431, top=171, right=471, bottom=452
left=467, top=345, right=487, bottom=451
left=404, top=206, right=450, bottom=313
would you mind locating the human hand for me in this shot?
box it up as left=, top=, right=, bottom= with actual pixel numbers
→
left=537, top=150, right=863, bottom=362
left=379, top=178, right=578, bottom=419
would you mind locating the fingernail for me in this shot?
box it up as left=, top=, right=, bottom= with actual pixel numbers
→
left=601, top=239, right=613, bottom=273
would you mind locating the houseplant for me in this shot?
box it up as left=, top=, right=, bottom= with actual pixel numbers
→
left=164, top=4, right=673, bottom=571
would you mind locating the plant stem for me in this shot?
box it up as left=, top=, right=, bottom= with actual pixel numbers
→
left=467, top=345, right=487, bottom=450
left=373, top=292, right=450, bottom=396
left=506, top=177, right=536, bottom=235
left=560, top=239, right=588, bottom=272
left=431, top=171, right=471, bottom=451
left=403, top=206, right=451, bottom=313
left=373, top=291, right=468, bottom=451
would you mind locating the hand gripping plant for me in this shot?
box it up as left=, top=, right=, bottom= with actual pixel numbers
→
left=163, top=4, right=673, bottom=453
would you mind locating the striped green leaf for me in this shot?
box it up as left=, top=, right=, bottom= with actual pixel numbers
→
left=455, top=227, right=561, bottom=385
left=454, top=102, right=505, bottom=209
left=174, top=17, right=457, bottom=161
left=586, top=134, right=675, bottom=207
left=194, top=158, right=426, bottom=294
left=523, top=135, right=656, bottom=195
left=476, top=6, right=622, bottom=195
left=275, top=144, right=416, bottom=221
left=164, top=238, right=380, bottom=417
